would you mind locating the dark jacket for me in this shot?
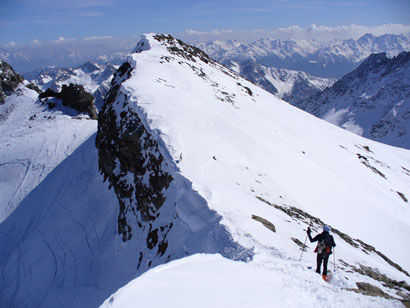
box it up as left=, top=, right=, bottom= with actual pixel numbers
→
left=308, top=231, right=336, bottom=253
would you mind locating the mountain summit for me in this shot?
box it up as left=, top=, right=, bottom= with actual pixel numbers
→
left=0, top=34, right=409, bottom=308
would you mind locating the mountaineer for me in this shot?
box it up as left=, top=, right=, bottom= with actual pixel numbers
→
left=307, top=225, right=336, bottom=280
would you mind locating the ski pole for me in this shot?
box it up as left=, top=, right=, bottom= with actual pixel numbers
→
left=299, top=220, right=312, bottom=261
left=333, top=247, right=336, bottom=272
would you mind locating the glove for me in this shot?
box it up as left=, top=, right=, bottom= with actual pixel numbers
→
left=307, top=227, right=311, bottom=234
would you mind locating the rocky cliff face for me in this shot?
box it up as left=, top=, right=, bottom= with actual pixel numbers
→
left=0, top=60, right=25, bottom=103
left=39, top=83, right=98, bottom=119
left=298, top=52, right=410, bottom=149
left=96, top=61, right=173, bottom=243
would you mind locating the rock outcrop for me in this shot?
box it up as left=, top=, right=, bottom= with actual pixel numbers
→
left=39, top=83, right=97, bottom=119
left=0, top=60, right=24, bottom=103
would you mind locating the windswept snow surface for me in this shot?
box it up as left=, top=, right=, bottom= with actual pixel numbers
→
left=0, top=85, right=97, bottom=221
left=100, top=254, right=402, bottom=308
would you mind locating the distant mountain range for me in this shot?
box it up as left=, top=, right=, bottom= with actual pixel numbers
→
left=197, top=33, right=410, bottom=78
left=297, top=51, right=410, bottom=149
left=220, top=58, right=336, bottom=106
left=0, top=40, right=131, bottom=73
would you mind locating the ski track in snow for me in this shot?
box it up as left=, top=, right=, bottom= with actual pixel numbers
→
left=0, top=85, right=97, bottom=222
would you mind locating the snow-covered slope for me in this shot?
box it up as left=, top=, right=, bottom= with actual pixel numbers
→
left=197, top=33, right=410, bottom=78
left=1, top=35, right=410, bottom=308
left=100, top=254, right=404, bottom=308
left=298, top=52, right=410, bottom=149
left=0, top=60, right=97, bottom=222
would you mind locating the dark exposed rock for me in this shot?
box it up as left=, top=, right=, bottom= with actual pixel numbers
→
left=237, top=82, right=253, bottom=96
left=96, top=60, right=173, bottom=243
left=59, top=84, right=97, bottom=119
left=39, top=83, right=97, bottom=119
left=357, top=154, right=387, bottom=179
left=291, top=237, right=308, bottom=251
left=251, top=214, right=276, bottom=233
left=397, top=191, right=408, bottom=203
left=153, top=34, right=213, bottom=64
left=351, top=282, right=393, bottom=299
left=0, top=90, right=5, bottom=104
left=39, top=88, right=58, bottom=99
left=152, top=34, right=239, bottom=81
left=26, top=83, right=42, bottom=94
left=0, top=60, right=24, bottom=103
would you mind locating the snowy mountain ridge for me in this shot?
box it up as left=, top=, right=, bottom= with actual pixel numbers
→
left=0, top=34, right=409, bottom=308
left=297, top=51, right=410, bottom=149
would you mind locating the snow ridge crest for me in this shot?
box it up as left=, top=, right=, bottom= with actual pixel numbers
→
left=96, top=43, right=252, bottom=271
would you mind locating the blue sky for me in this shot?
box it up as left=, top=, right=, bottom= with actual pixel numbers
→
left=1, top=0, right=410, bottom=45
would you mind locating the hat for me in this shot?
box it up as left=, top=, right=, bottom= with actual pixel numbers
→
left=323, top=225, right=331, bottom=232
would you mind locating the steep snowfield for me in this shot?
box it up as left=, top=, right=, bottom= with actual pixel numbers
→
left=1, top=34, right=409, bottom=308
left=0, top=84, right=97, bottom=221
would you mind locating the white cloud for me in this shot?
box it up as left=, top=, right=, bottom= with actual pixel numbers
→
left=6, top=41, right=16, bottom=47
left=83, top=35, right=113, bottom=40
left=52, top=37, right=76, bottom=44
left=179, top=24, right=410, bottom=42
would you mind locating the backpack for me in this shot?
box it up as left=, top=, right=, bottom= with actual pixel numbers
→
left=314, top=233, right=333, bottom=255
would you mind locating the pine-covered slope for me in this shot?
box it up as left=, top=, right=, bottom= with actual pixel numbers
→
left=298, top=52, right=410, bottom=149
left=0, top=35, right=410, bottom=308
